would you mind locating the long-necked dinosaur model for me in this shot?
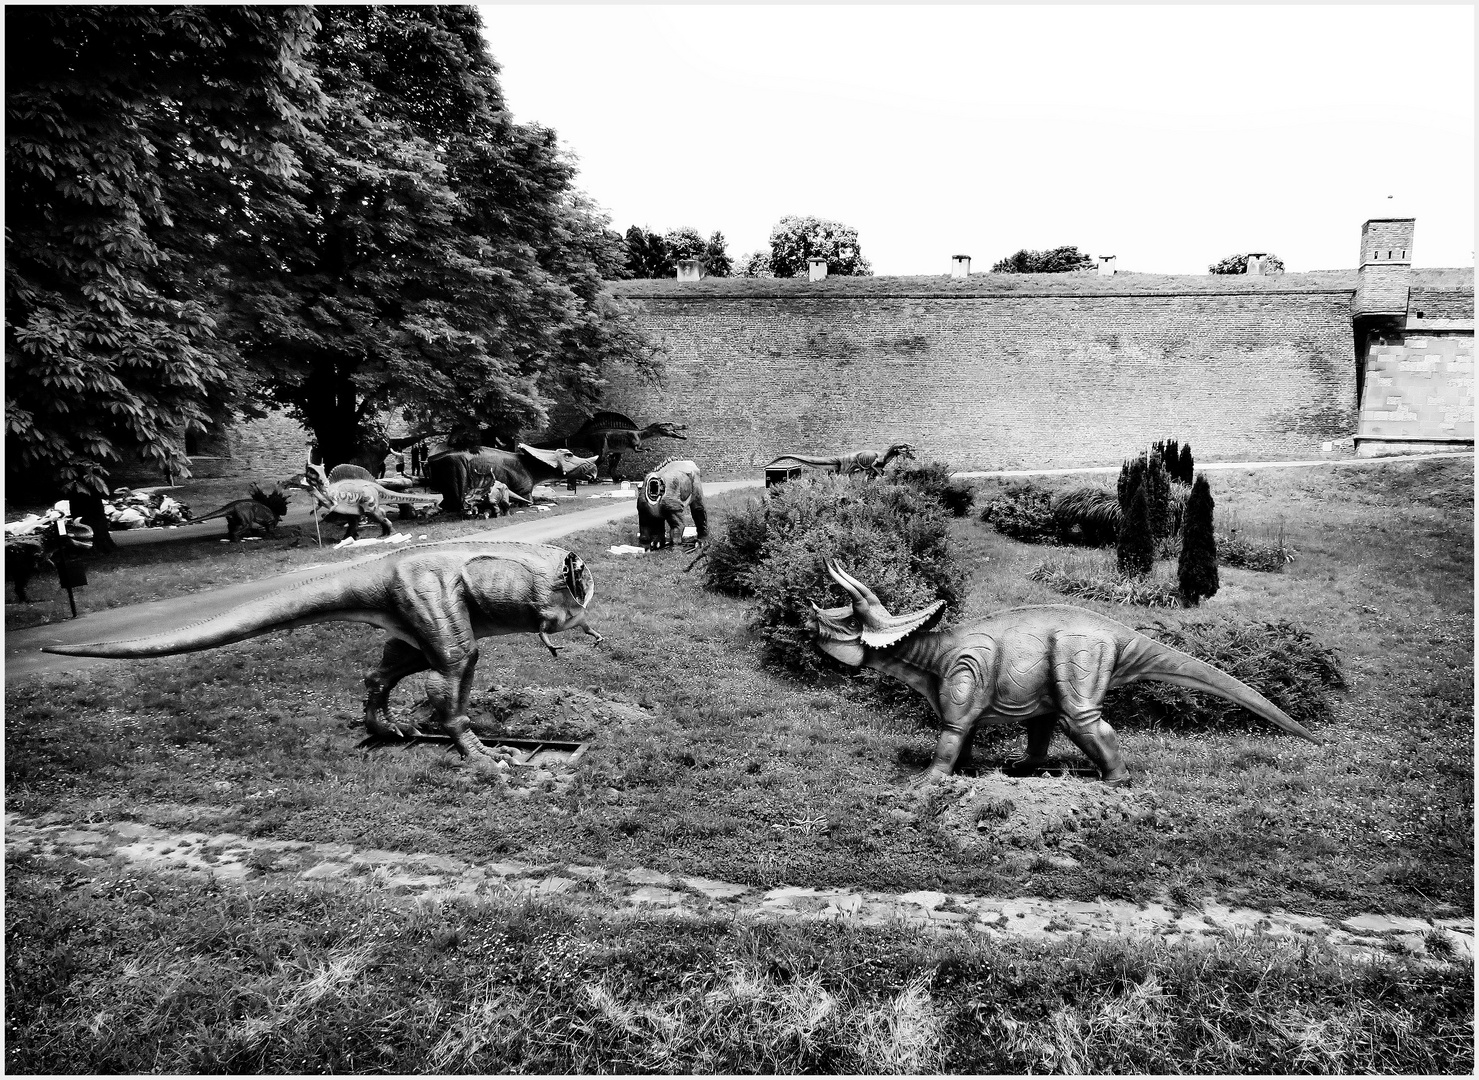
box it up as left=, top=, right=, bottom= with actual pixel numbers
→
left=189, top=484, right=291, bottom=542
left=809, top=563, right=1320, bottom=785
left=292, top=462, right=443, bottom=540
left=767, top=443, right=915, bottom=479
left=636, top=458, right=708, bottom=550
left=44, top=541, right=603, bottom=762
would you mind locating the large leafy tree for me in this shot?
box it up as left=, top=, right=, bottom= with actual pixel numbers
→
left=219, top=6, right=654, bottom=465
left=768, top=216, right=871, bottom=278
left=5, top=6, right=321, bottom=513
left=991, top=245, right=1094, bottom=273
left=622, top=225, right=731, bottom=278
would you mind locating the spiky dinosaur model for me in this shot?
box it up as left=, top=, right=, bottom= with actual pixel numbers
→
left=190, top=484, right=291, bottom=542
left=767, top=442, right=915, bottom=479
left=636, top=458, right=708, bottom=550
left=44, top=540, right=603, bottom=762
left=293, top=462, right=443, bottom=539
left=809, top=563, right=1320, bottom=785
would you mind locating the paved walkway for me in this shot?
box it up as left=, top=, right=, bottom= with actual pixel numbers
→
left=7, top=810, right=1471, bottom=967
left=952, top=449, right=1474, bottom=480
left=4, top=480, right=761, bottom=680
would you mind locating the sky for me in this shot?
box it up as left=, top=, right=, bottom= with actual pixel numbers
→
left=478, top=4, right=1475, bottom=276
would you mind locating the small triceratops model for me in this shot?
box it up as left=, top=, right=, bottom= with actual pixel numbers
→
left=636, top=458, right=708, bottom=550
left=5, top=518, right=94, bottom=602
left=190, top=484, right=291, bottom=542
left=292, top=462, right=443, bottom=540
left=766, top=443, right=915, bottom=479
left=464, top=476, right=532, bottom=518
left=44, top=541, right=603, bottom=762
left=809, top=563, right=1320, bottom=785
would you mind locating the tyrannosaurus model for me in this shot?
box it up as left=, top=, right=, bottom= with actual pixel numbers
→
left=766, top=443, right=915, bottom=479
left=636, top=458, right=708, bottom=550
left=189, top=484, right=291, bottom=542
left=292, top=462, right=444, bottom=540
left=44, top=541, right=603, bottom=762
left=809, top=563, right=1320, bottom=785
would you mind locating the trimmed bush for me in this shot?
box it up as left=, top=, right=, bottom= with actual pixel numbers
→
left=1178, top=473, right=1219, bottom=605
left=980, top=483, right=1058, bottom=544
left=1116, top=483, right=1154, bottom=577
left=942, top=481, right=976, bottom=518
left=1105, top=617, right=1345, bottom=732
left=703, top=474, right=966, bottom=678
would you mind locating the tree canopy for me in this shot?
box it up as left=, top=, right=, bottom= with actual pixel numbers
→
left=991, top=246, right=1094, bottom=273
left=1208, top=252, right=1285, bottom=275
left=621, top=226, right=732, bottom=279
left=768, top=216, right=872, bottom=278
left=5, top=5, right=322, bottom=495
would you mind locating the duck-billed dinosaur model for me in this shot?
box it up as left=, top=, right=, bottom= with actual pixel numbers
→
left=292, top=462, right=444, bottom=539
left=190, top=484, right=291, bottom=542
left=44, top=541, right=603, bottom=762
left=636, top=458, right=708, bottom=550
left=766, top=442, right=915, bottom=479
left=809, top=563, right=1320, bottom=785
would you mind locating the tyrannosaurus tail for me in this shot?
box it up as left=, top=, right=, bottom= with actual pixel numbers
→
left=1115, top=634, right=1322, bottom=744
left=42, top=568, right=401, bottom=660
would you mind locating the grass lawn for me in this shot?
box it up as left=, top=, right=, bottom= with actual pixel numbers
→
left=5, top=455, right=1472, bottom=1071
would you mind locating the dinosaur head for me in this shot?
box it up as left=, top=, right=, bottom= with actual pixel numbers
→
left=887, top=443, right=916, bottom=462
left=651, top=422, right=688, bottom=440
left=808, top=561, right=945, bottom=667
left=57, top=518, right=94, bottom=553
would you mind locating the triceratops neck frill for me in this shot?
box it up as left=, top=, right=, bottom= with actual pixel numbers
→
left=858, top=599, right=947, bottom=649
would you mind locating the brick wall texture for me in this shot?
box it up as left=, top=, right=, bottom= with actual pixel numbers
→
left=597, top=288, right=1362, bottom=477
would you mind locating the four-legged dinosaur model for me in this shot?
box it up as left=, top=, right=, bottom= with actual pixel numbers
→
left=423, top=444, right=599, bottom=510
left=809, top=563, right=1320, bottom=784
left=6, top=518, right=94, bottom=602
left=43, top=541, right=603, bottom=761
left=636, top=458, right=708, bottom=550
left=464, top=476, right=532, bottom=518
left=292, top=462, right=443, bottom=540
left=189, top=484, right=291, bottom=542
left=766, top=443, right=915, bottom=479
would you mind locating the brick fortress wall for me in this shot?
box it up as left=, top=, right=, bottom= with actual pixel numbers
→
left=597, top=278, right=1362, bottom=478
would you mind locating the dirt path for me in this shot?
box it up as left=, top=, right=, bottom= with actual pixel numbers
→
left=8, top=810, right=1471, bottom=967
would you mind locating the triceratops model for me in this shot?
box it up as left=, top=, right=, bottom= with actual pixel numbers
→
left=636, top=458, right=708, bottom=550
left=190, top=484, right=291, bottom=542
left=766, top=443, right=915, bottom=479
left=44, top=541, right=603, bottom=762
left=809, top=563, right=1320, bottom=785
left=292, top=462, right=443, bottom=540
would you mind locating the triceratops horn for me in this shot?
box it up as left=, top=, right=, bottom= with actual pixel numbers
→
left=827, top=562, right=885, bottom=610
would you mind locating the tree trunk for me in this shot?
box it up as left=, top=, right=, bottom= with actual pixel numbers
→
left=68, top=491, right=116, bottom=553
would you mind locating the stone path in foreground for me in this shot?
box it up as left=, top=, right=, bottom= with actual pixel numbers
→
left=8, top=812, right=1471, bottom=968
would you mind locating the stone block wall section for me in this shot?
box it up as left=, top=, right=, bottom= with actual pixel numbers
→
left=599, top=284, right=1362, bottom=476
left=207, top=408, right=313, bottom=483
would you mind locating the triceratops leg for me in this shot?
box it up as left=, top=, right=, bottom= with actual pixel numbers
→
left=923, top=669, right=987, bottom=780
left=363, top=638, right=431, bottom=738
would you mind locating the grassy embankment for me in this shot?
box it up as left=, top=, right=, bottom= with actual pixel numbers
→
left=6, top=456, right=1472, bottom=1072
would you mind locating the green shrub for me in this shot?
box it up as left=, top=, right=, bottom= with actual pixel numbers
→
left=1178, top=473, right=1219, bottom=605
left=1105, top=617, right=1345, bottom=731
left=704, top=474, right=967, bottom=679
left=1051, top=487, right=1120, bottom=546
left=1029, top=553, right=1183, bottom=607
left=1217, top=523, right=1297, bottom=571
left=980, top=483, right=1058, bottom=544
left=889, top=459, right=954, bottom=501
left=942, top=481, right=976, bottom=518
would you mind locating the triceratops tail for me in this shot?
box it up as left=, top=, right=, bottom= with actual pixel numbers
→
left=1116, top=634, right=1322, bottom=744
left=42, top=569, right=385, bottom=659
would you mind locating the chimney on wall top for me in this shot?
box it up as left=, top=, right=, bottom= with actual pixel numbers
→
left=807, top=257, right=828, bottom=282
left=676, top=258, right=705, bottom=282
left=1098, top=255, right=1117, bottom=277
left=1245, top=253, right=1267, bottom=277
left=950, top=255, right=971, bottom=279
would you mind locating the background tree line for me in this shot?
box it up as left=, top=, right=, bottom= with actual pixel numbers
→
left=6, top=4, right=658, bottom=518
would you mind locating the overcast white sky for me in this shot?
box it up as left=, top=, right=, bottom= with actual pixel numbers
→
left=479, top=4, right=1475, bottom=276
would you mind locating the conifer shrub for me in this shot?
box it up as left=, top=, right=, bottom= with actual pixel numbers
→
left=1104, top=617, right=1345, bottom=731
left=1177, top=443, right=1195, bottom=484
left=1116, top=483, right=1154, bottom=577
left=1117, top=453, right=1172, bottom=539
left=1178, top=473, right=1219, bottom=605
left=703, top=474, right=967, bottom=678
left=979, top=483, right=1058, bottom=544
